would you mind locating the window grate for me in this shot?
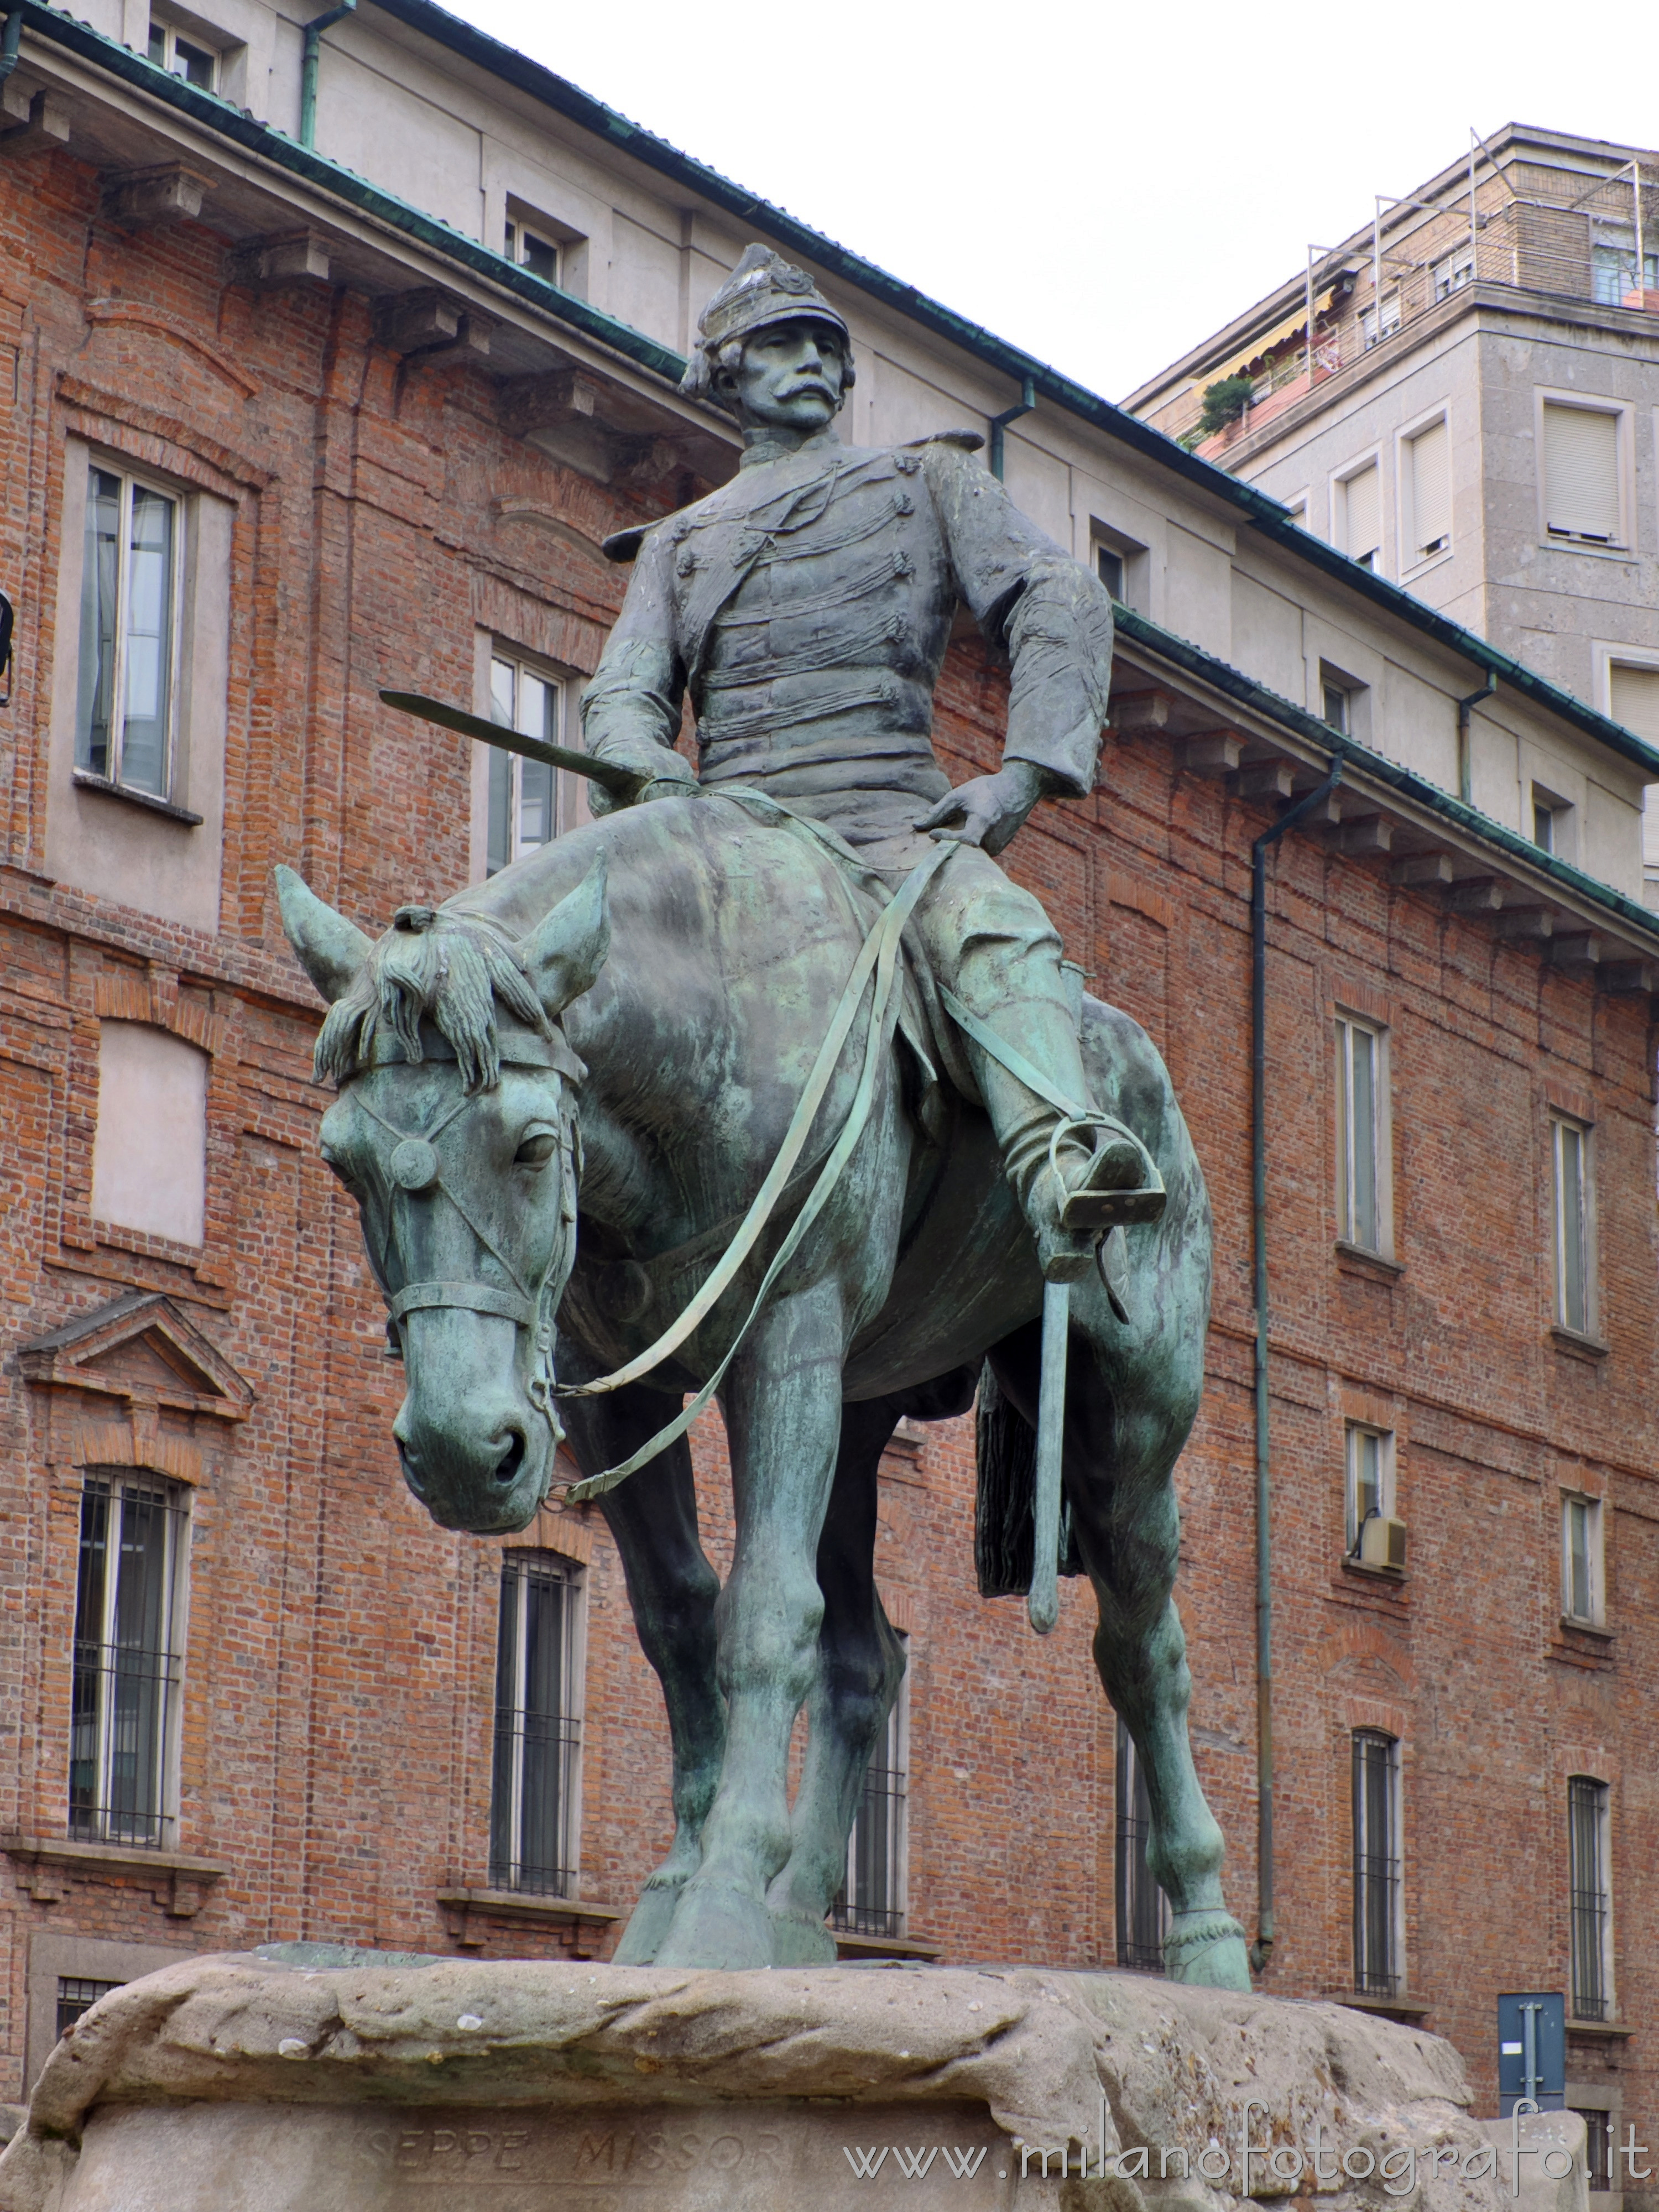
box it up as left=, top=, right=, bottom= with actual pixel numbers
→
left=489, top=1553, right=582, bottom=1897
left=832, top=1645, right=908, bottom=1939
left=1568, top=1777, right=1610, bottom=2022
left=1114, top=1717, right=1169, bottom=1972
left=56, top=1977, right=123, bottom=2040
left=1352, top=1730, right=1401, bottom=1996
left=70, top=1477, right=186, bottom=1849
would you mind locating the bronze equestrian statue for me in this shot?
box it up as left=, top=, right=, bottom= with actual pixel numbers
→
left=277, top=246, right=1251, bottom=1989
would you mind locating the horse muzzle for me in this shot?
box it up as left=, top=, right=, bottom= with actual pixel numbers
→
left=390, top=1300, right=557, bottom=1533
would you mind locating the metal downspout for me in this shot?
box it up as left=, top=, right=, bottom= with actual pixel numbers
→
left=1248, top=755, right=1344, bottom=1976
left=1457, top=676, right=1496, bottom=806
left=988, top=377, right=1035, bottom=480
left=299, top=0, right=354, bottom=150
left=1, top=12, right=23, bottom=80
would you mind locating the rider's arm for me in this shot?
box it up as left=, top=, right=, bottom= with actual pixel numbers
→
left=581, top=528, right=698, bottom=806
left=921, top=443, right=1115, bottom=801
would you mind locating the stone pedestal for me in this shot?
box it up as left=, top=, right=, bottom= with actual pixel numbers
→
left=0, top=1950, right=1586, bottom=2212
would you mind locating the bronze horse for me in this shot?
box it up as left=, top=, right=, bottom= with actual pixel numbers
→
left=278, top=790, right=1249, bottom=1985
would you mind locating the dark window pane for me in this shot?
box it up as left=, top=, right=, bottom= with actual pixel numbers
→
left=520, top=231, right=559, bottom=283
left=1114, top=1717, right=1167, bottom=1971
left=56, top=1977, right=122, bottom=2040
left=490, top=1555, right=580, bottom=1895
left=1568, top=1777, right=1609, bottom=2020
left=832, top=1649, right=908, bottom=1939
left=172, top=36, right=215, bottom=86
left=69, top=1477, right=182, bottom=1847
left=486, top=749, right=512, bottom=877
left=1352, top=1730, right=1400, bottom=1995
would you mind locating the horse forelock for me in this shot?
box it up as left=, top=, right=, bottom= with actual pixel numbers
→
left=315, top=911, right=550, bottom=1093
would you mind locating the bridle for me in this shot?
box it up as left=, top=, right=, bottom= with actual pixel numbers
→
left=341, top=1025, right=583, bottom=1442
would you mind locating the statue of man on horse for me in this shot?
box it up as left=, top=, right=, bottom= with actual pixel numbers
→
left=275, top=246, right=1253, bottom=1990
left=585, top=244, right=1164, bottom=1287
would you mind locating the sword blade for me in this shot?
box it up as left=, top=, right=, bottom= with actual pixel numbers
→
left=379, top=690, right=643, bottom=798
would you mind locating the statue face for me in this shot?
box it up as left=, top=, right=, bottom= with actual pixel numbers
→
left=720, top=319, right=848, bottom=432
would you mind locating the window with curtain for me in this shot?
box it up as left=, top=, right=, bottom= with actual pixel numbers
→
left=833, top=1637, right=909, bottom=1939
left=1352, top=1730, right=1401, bottom=1996
left=486, top=653, right=564, bottom=877
left=76, top=463, right=180, bottom=799
left=489, top=1552, right=583, bottom=1896
left=1551, top=1115, right=1592, bottom=1335
left=1114, top=1715, right=1169, bottom=1971
left=1403, top=417, right=1451, bottom=563
left=1335, top=1014, right=1384, bottom=1251
left=70, top=1475, right=187, bottom=1849
left=1568, top=1777, right=1611, bottom=2022
left=1542, top=403, right=1621, bottom=544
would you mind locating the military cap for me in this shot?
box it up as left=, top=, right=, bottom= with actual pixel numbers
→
left=680, top=242, right=852, bottom=401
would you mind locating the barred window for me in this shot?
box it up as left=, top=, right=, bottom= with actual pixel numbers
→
left=70, top=1477, right=187, bottom=1849
left=1115, top=1715, right=1169, bottom=1972
left=489, top=1553, right=583, bottom=1897
left=1572, top=2110, right=1613, bottom=2193
left=55, top=1977, right=123, bottom=2039
left=1352, top=1730, right=1401, bottom=1996
left=833, top=1635, right=908, bottom=1939
left=1568, top=1776, right=1612, bottom=2022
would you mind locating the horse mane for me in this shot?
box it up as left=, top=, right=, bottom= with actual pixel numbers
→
left=315, top=904, right=551, bottom=1094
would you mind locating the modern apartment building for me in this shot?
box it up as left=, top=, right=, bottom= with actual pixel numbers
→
left=1128, top=124, right=1659, bottom=899
left=0, top=15, right=1655, bottom=2192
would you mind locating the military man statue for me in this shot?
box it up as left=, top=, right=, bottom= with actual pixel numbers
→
left=585, top=244, right=1161, bottom=1284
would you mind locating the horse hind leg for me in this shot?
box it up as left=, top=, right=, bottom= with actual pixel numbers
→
left=766, top=1396, right=907, bottom=1965
left=561, top=1386, right=723, bottom=1966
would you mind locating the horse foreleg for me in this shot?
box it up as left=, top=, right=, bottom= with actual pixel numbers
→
left=654, top=1281, right=846, bottom=1971
left=766, top=1397, right=905, bottom=1965
left=562, top=1384, right=724, bottom=1966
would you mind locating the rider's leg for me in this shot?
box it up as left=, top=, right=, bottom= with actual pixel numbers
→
left=910, top=848, right=1160, bottom=1281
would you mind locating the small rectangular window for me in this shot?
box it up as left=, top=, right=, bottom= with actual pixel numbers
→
left=146, top=23, right=216, bottom=87
left=1542, top=403, right=1621, bottom=544
left=1114, top=1714, right=1169, bottom=1971
left=1433, top=247, right=1475, bottom=300
left=77, top=464, right=180, bottom=799
left=486, top=653, right=564, bottom=876
left=1551, top=1114, right=1592, bottom=1335
left=1338, top=462, right=1381, bottom=569
left=489, top=1552, right=583, bottom=1896
left=1533, top=800, right=1556, bottom=853
left=1590, top=231, right=1657, bottom=306
left=1361, top=294, right=1402, bottom=347
left=1573, top=2110, right=1613, bottom=2192
left=70, top=1476, right=187, bottom=1849
left=1345, top=1424, right=1395, bottom=1553
left=833, top=1635, right=908, bottom=1938
left=1352, top=1730, right=1401, bottom=1995
left=1568, top=1776, right=1611, bottom=2021
left=505, top=220, right=560, bottom=285
left=1335, top=1014, right=1384, bottom=1252
left=1322, top=682, right=1350, bottom=733
left=1095, top=545, right=1124, bottom=599
left=56, top=1977, right=123, bottom=2039
left=1403, top=417, right=1451, bottom=562
left=1562, top=1493, right=1603, bottom=1625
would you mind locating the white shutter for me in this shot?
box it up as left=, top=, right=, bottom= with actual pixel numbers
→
left=1407, top=419, right=1451, bottom=558
left=1609, top=662, right=1659, bottom=744
left=1343, top=463, right=1381, bottom=564
left=1543, top=404, right=1620, bottom=539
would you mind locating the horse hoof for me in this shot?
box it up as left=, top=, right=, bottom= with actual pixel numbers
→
left=654, top=1880, right=776, bottom=1970
left=769, top=1911, right=838, bottom=1966
left=1164, top=1910, right=1251, bottom=1990
left=613, top=1877, right=687, bottom=1966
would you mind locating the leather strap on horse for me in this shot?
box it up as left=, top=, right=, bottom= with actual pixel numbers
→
left=557, top=837, right=954, bottom=1504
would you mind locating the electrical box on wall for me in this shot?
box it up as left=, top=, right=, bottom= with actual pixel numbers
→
left=1498, top=1992, right=1565, bottom=2114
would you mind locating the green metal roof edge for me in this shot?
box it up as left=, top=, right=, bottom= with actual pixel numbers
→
left=1113, top=603, right=1659, bottom=951
left=23, top=0, right=1659, bottom=782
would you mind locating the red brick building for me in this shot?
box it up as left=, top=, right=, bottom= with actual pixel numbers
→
left=1, top=4, right=1655, bottom=2191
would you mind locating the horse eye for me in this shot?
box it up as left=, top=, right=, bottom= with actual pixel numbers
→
left=514, top=1130, right=559, bottom=1169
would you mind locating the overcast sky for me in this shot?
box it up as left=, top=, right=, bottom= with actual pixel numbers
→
left=458, top=0, right=1655, bottom=405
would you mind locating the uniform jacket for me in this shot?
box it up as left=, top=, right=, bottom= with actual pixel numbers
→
left=583, top=427, right=1115, bottom=846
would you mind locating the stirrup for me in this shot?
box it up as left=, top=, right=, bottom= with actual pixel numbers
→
left=1051, top=1117, right=1166, bottom=1232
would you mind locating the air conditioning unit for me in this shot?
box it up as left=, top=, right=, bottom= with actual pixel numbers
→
left=1359, top=1514, right=1407, bottom=1572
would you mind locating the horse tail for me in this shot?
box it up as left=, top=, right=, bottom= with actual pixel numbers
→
left=974, top=1361, right=1083, bottom=1598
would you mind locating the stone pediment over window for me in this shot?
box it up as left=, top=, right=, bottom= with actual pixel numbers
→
left=17, top=1291, right=253, bottom=1421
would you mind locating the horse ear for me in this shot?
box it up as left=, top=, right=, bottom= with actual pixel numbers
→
left=519, top=858, right=610, bottom=1015
left=275, top=865, right=373, bottom=1004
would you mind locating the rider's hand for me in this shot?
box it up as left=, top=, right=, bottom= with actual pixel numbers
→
left=912, top=760, right=1059, bottom=855
left=589, top=750, right=697, bottom=817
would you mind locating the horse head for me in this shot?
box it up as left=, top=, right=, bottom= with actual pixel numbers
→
left=276, top=862, right=609, bottom=1534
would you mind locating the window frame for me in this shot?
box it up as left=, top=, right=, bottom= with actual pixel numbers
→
left=488, top=1549, right=586, bottom=1898
left=1396, top=406, right=1453, bottom=575
left=1334, top=1009, right=1391, bottom=1258
left=69, top=1472, right=189, bottom=1851
left=1549, top=1109, right=1597, bottom=1340
left=1360, top=293, right=1402, bottom=348
left=1432, top=246, right=1475, bottom=300
left=1331, top=452, right=1384, bottom=572
left=833, top=1634, right=909, bottom=1939
left=1344, top=1423, right=1396, bottom=1554
left=1561, top=1490, right=1605, bottom=1627
left=1114, top=1713, right=1170, bottom=1971
left=478, top=644, right=571, bottom=879
left=145, top=18, right=218, bottom=87
left=1088, top=522, right=1148, bottom=613
left=1352, top=1729, right=1403, bottom=1997
left=1567, top=1775, right=1613, bottom=2023
left=1535, top=389, right=1633, bottom=552
left=76, top=458, right=187, bottom=805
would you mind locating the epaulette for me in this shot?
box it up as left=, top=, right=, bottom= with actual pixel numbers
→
left=899, top=429, right=987, bottom=454
left=602, top=498, right=703, bottom=565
